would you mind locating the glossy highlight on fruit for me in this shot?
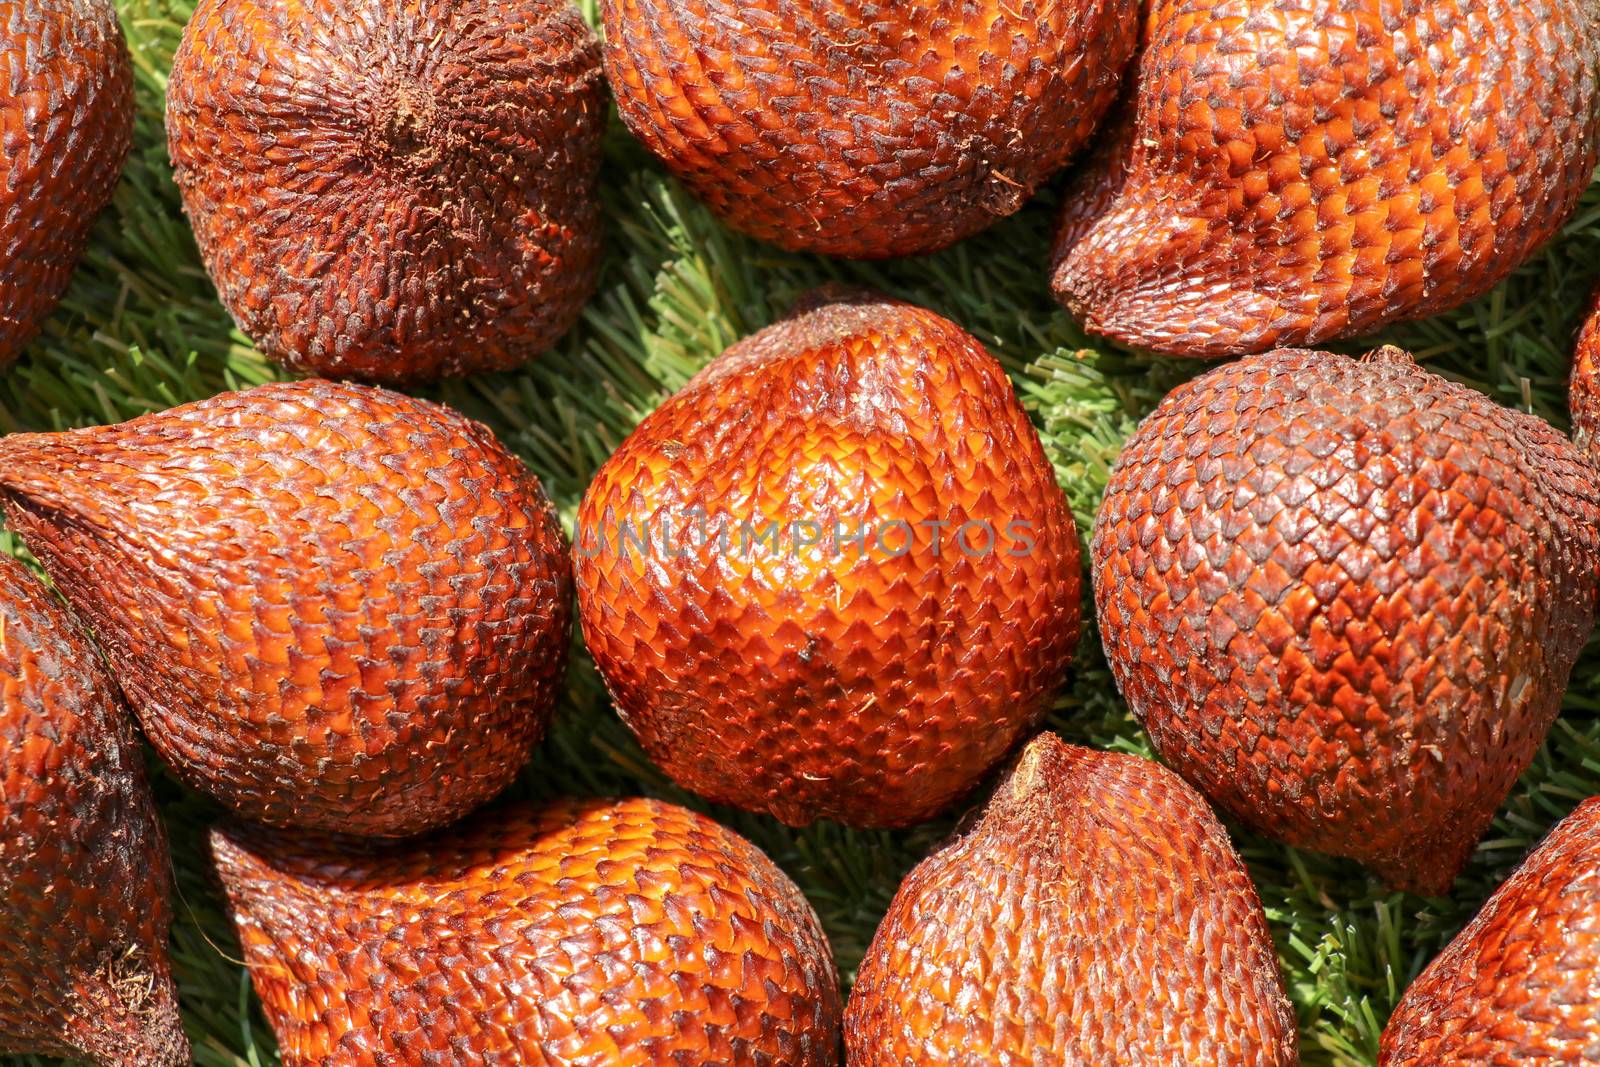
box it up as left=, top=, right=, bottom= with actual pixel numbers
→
left=0, top=556, right=187, bottom=1067
left=846, top=733, right=1298, bottom=1066
left=602, top=0, right=1140, bottom=259
left=212, top=796, right=842, bottom=1066
left=1574, top=285, right=1600, bottom=460
left=0, top=0, right=134, bottom=367
left=1380, top=797, right=1600, bottom=1064
left=576, top=290, right=1083, bottom=827
left=0, top=380, right=572, bottom=836
left=1052, top=0, right=1600, bottom=358
left=166, top=0, right=607, bottom=382
left=1095, top=346, right=1600, bottom=894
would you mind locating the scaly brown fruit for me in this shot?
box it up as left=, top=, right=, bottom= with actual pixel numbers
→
left=166, top=0, right=606, bottom=383
left=575, top=290, right=1082, bottom=827
left=1094, top=346, right=1600, bottom=894
left=846, top=733, right=1298, bottom=1066
left=0, top=0, right=134, bottom=367
left=212, top=796, right=841, bottom=1066
left=1052, top=0, right=1600, bottom=358
left=1380, top=797, right=1600, bottom=1064
left=1574, top=285, right=1600, bottom=460
left=0, top=380, right=572, bottom=836
left=602, top=0, right=1140, bottom=259
left=0, top=556, right=187, bottom=1067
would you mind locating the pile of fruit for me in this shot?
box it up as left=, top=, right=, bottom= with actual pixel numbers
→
left=2, top=0, right=1599, bottom=1064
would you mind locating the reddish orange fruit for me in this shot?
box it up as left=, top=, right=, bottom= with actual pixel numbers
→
left=576, top=290, right=1082, bottom=827
left=1574, top=286, right=1600, bottom=460
left=602, top=0, right=1140, bottom=259
left=1052, top=0, right=1600, bottom=358
left=1094, top=346, right=1600, bottom=894
left=0, top=556, right=187, bottom=1067
left=0, top=380, right=572, bottom=836
left=846, top=733, right=1298, bottom=1066
left=166, top=0, right=607, bottom=382
left=212, top=796, right=842, bottom=1066
left=1380, top=797, right=1600, bottom=1064
left=0, top=0, right=134, bottom=367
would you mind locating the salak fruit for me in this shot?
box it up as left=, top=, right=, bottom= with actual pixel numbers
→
left=1380, top=797, right=1600, bottom=1064
left=1095, top=346, right=1600, bottom=894
left=166, top=0, right=607, bottom=382
left=576, top=289, right=1083, bottom=827
left=602, top=0, right=1140, bottom=259
left=0, top=380, right=572, bottom=836
left=1052, top=0, right=1600, bottom=358
left=845, top=732, right=1298, bottom=1066
left=1575, top=286, right=1599, bottom=460
left=0, top=0, right=134, bottom=367
left=212, top=797, right=842, bottom=1066
left=0, top=556, right=187, bottom=1066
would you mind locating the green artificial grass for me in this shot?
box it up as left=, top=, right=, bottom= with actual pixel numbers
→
left=3, top=3, right=1600, bottom=1064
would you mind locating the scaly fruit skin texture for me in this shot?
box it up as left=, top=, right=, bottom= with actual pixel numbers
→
left=846, top=733, right=1298, bottom=1066
left=0, top=380, right=572, bottom=836
left=1381, top=797, right=1600, bottom=1065
left=0, top=0, right=134, bottom=367
left=576, top=291, right=1083, bottom=827
left=1052, top=0, right=1600, bottom=358
left=0, top=556, right=188, bottom=1067
left=212, top=796, right=842, bottom=1066
left=1574, top=286, right=1600, bottom=460
left=1095, top=346, right=1600, bottom=895
left=166, top=0, right=606, bottom=383
left=602, top=0, right=1140, bottom=259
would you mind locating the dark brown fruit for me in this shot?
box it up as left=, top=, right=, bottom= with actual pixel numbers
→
left=0, top=556, right=187, bottom=1067
left=1094, top=346, right=1600, bottom=894
left=575, top=290, right=1082, bottom=827
left=1574, top=285, right=1600, bottom=460
left=1380, top=797, right=1600, bottom=1064
left=0, top=0, right=134, bottom=367
left=212, top=796, right=841, bottom=1066
left=1052, top=0, right=1600, bottom=358
left=602, top=0, right=1139, bottom=259
left=0, top=380, right=572, bottom=836
left=846, top=733, right=1298, bottom=1066
left=166, top=0, right=606, bottom=383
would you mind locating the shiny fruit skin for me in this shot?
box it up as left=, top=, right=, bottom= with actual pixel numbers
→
left=0, top=0, right=134, bottom=367
left=0, top=556, right=188, bottom=1067
left=575, top=290, right=1083, bottom=828
left=1094, top=346, right=1600, bottom=895
left=212, top=796, right=842, bottom=1066
left=0, top=380, right=572, bottom=836
left=166, top=0, right=606, bottom=383
left=1575, top=286, right=1600, bottom=461
left=1380, top=797, right=1600, bottom=1065
left=846, top=733, right=1298, bottom=1066
left=602, top=0, right=1140, bottom=259
left=1052, top=0, right=1600, bottom=358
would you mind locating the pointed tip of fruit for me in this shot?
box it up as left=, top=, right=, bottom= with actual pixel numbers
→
left=1362, top=344, right=1418, bottom=366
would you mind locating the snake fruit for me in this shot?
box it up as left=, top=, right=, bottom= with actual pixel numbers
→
left=1094, top=346, right=1600, bottom=894
left=212, top=797, right=841, bottom=1066
left=576, top=290, right=1083, bottom=827
left=166, top=0, right=607, bottom=382
left=602, top=0, right=1140, bottom=259
left=0, top=0, right=133, bottom=367
left=1052, top=0, right=1600, bottom=357
left=846, top=732, right=1299, bottom=1065
left=0, top=380, right=572, bottom=836
left=1381, top=796, right=1600, bottom=1064
left=0, top=556, right=187, bottom=1067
